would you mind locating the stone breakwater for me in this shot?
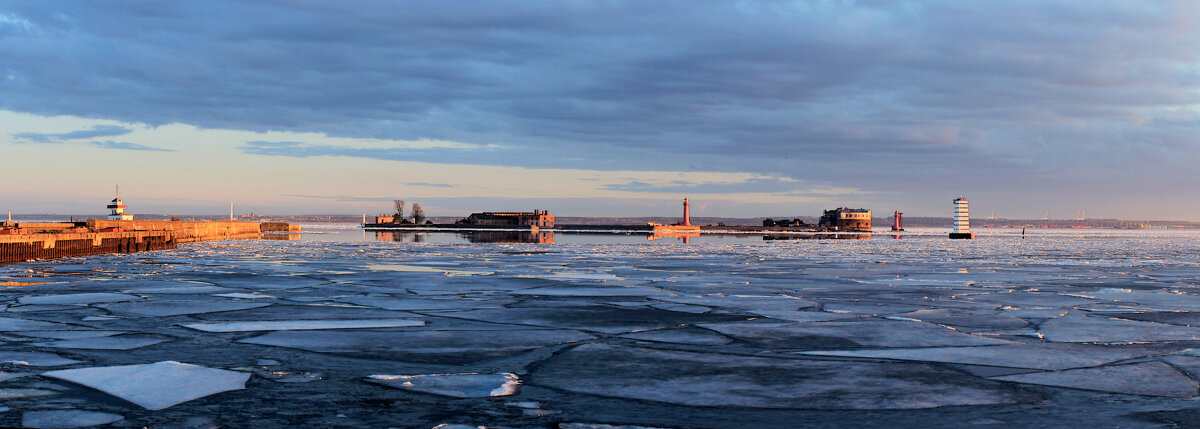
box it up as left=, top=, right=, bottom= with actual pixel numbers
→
left=0, top=220, right=297, bottom=263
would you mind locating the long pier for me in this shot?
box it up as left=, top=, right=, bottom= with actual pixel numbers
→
left=0, top=220, right=299, bottom=264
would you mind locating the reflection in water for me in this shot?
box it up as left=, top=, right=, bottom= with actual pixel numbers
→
left=376, top=231, right=428, bottom=242
left=260, top=233, right=302, bottom=241
left=648, top=232, right=700, bottom=244
left=461, top=231, right=555, bottom=243
left=763, top=233, right=872, bottom=240
left=375, top=230, right=555, bottom=243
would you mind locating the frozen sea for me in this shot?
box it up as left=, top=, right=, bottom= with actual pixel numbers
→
left=1, top=225, right=1200, bottom=427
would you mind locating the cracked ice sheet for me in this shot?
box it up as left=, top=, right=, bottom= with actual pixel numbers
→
left=19, top=293, right=142, bottom=305
left=199, top=275, right=329, bottom=290
left=369, top=373, right=520, bottom=398
left=800, top=343, right=1183, bottom=370
left=99, top=301, right=272, bottom=317
left=119, top=284, right=242, bottom=295
left=531, top=344, right=1038, bottom=409
left=992, top=362, right=1198, bottom=398
left=22, top=410, right=124, bottom=428
left=182, top=319, right=424, bottom=332
left=43, top=361, right=250, bottom=410
left=239, top=329, right=593, bottom=364
left=699, top=319, right=1012, bottom=348
left=655, top=294, right=818, bottom=315
left=1037, top=312, right=1200, bottom=342
left=362, top=264, right=492, bottom=276
left=31, top=334, right=171, bottom=350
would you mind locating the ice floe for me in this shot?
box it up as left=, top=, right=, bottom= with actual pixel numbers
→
left=699, top=318, right=1011, bottom=348
left=22, top=410, right=124, bottom=428
left=0, top=351, right=81, bottom=366
left=992, top=361, right=1198, bottom=397
left=99, top=301, right=272, bottom=318
left=0, top=317, right=80, bottom=331
left=43, top=361, right=251, bottom=410
left=531, top=344, right=1037, bottom=409
left=239, top=329, right=593, bottom=364
left=618, top=328, right=733, bottom=345
left=801, top=343, right=1182, bottom=370
left=181, top=318, right=424, bottom=332
left=1037, top=312, right=1200, bottom=342
left=369, top=373, right=520, bottom=397
left=31, top=334, right=171, bottom=350
left=19, top=293, right=142, bottom=306
left=0, top=388, right=55, bottom=399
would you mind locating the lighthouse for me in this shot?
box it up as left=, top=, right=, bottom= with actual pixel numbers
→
left=681, top=198, right=691, bottom=226
left=949, top=196, right=974, bottom=239
left=107, top=197, right=133, bottom=220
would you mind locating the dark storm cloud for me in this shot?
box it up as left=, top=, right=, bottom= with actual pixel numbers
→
left=13, top=125, right=132, bottom=143
left=3, top=1, right=1200, bottom=196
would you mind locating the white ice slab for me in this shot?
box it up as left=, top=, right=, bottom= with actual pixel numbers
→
left=0, top=351, right=81, bottom=366
left=123, top=284, right=240, bottom=294
left=511, top=286, right=666, bottom=297
left=23, top=410, right=123, bottom=428
left=992, top=361, right=1198, bottom=397
left=43, top=361, right=251, bottom=410
left=619, top=328, right=733, bottom=346
left=19, top=293, right=142, bottom=306
left=338, top=296, right=507, bottom=311
left=363, top=264, right=491, bottom=276
left=369, top=373, right=519, bottom=398
left=181, top=319, right=425, bottom=332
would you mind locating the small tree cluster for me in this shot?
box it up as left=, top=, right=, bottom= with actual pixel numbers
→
left=393, top=200, right=406, bottom=224
left=412, top=203, right=426, bottom=224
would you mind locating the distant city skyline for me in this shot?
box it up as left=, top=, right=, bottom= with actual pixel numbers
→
left=3, top=2, right=1199, bottom=219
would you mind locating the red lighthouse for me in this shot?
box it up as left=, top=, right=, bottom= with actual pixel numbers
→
left=682, top=198, right=691, bottom=226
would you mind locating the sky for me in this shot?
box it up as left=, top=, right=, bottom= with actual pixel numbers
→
left=2, top=1, right=1199, bottom=219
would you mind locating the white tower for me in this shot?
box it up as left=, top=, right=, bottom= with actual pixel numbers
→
left=107, top=197, right=133, bottom=220
left=950, top=196, right=974, bottom=239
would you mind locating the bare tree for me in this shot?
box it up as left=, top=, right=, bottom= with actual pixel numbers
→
left=412, top=203, right=426, bottom=224
left=392, top=200, right=406, bottom=223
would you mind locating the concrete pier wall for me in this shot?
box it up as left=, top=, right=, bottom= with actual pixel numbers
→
left=86, top=220, right=262, bottom=243
left=0, top=231, right=177, bottom=263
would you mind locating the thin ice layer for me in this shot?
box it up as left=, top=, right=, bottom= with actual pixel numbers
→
left=0, top=351, right=81, bottom=366
left=43, top=361, right=250, bottom=410
left=369, top=373, right=520, bottom=397
left=992, top=362, right=1198, bottom=398
left=182, top=319, right=425, bottom=332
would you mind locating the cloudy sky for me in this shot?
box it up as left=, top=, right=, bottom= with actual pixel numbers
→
left=2, top=1, right=1198, bottom=219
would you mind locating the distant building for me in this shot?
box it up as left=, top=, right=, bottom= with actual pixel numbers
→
left=762, top=218, right=810, bottom=227
left=459, top=210, right=554, bottom=228
left=107, top=197, right=134, bottom=221
left=818, top=208, right=871, bottom=232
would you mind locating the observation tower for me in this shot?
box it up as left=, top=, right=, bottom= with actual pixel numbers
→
left=949, top=196, right=974, bottom=239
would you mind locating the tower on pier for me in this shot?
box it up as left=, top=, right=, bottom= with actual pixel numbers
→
left=949, top=196, right=973, bottom=239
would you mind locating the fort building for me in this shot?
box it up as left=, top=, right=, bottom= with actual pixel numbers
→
left=818, top=208, right=872, bottom=232
left=459, top=210, right=555, bottom=228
